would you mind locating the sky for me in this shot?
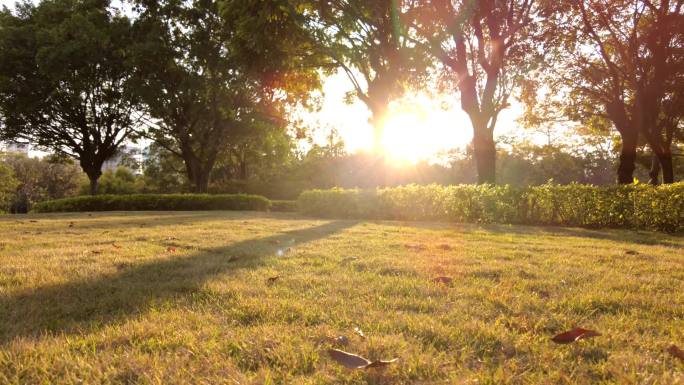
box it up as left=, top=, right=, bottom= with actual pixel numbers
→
left=1, top=0, right=526, bottom=162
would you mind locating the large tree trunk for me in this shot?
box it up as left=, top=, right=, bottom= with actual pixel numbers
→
left=648, top=153, right=661, bottom=185
left=185, top=158, right=210, bottom=193
left=617, top=130, right=638, bottom=184
left=80, top=159, right=102, bottom=195
left=472, top=129, right=496, bottom=185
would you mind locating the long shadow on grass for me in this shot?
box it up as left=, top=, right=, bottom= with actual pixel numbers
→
left=0, top=220, right=355, bottom=344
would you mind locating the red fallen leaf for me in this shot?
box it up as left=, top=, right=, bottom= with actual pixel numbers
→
left=432, top=276, right=453, bottom=284
left=404, top=243, right=425, bottom=251
left=551, top=327, right=601, bottom=344
left=327, top=349, right=398, bottom=369
left=667, top=344, right=684, bottom=361
left=437, top=243, right=451, bottom=250
left=167, top=247, right=177, bottom=253
left=353, top=326, right=366, bottom=339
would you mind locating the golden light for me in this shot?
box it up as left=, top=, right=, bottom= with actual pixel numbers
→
left=378, top=96, right=473, bottom=163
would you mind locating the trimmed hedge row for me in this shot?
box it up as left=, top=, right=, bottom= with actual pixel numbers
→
left=297, top=183, right=684, bottom=232
left=32, top=193, right=271, bottom=213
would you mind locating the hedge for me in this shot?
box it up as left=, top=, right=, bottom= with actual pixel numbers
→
left=32, top=193, right=271, bottom=213
left=297, top=183, right=684, bottom=232
left=270, top=200, right=298, bottom=212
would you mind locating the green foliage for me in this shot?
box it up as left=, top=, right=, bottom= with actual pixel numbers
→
left=0, top=0, right=142, bottom=192
left=80, top=167, right=144, bottom=195
left=298, top=183, right=684, bottom=232
left=32, top=193, right=271, bottom=213
left=0, top=162, right=19, bottom=212
left=2, top=153, right=84, bottom=212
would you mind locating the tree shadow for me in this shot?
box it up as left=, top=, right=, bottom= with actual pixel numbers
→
left=0, top=220, right=355, bottom=344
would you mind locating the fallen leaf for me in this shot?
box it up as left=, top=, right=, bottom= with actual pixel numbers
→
left=404, top=243, right=425, bottom=251
left=167, top=247, right=177, bottom=253
left=551, top=327, right=601, bottom=344
left=112, top=244, right=122, bottom=249
left=266, top=275, right=280, bottom=284
left=437, top=243, right=451, bottom=250
left=432, top=276, right=453, bottom=284
left=340, top=256, right=359, bottom=263
left=625, top=250, right=639, bottom=255
left=327, top=349, right=398, bottom=370
left=166, top=236, right=179, bottom=241
left=68, top=222, right=75, bottom=228
left=91, top=250, right=102, bottom=254
left=353, top=326, right=366, bottom=339
left=29, top=220, right=38, bottom=223
left=667, top=344, right=684, bottom=361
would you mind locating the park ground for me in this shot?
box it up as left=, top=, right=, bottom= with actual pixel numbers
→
left=0, top=211, right=683, bottom=384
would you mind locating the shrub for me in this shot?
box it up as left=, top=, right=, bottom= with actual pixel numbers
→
left=270, top=200, right=298, bottom=212
left=32, top=193, right=271, bottom=213
left=297, top=183, right=684, bottom=232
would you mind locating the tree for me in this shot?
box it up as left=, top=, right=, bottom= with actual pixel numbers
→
left=0, top=161, right=18, bottom=212
left=132, top=0, right=320, bottom=193
left=308, top=1, right=426, bottom=152
left=0, top=0, right=142, bottom=194
left=409, top=0, right=555, bottom=184
left=2, top=153, right=84, bottom=212
left=560, top=0, right=683, bottom=184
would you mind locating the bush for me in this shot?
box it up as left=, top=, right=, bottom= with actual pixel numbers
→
left=32, top=193, right=271, bottom=213
left=297, top=183, right=684, bottom=232
left=270, top=200, right=298, bottom=212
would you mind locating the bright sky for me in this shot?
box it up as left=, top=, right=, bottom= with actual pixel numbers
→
left=308, top=71, right=522, bottom=162
left=2, top=0, right=525, bottom=163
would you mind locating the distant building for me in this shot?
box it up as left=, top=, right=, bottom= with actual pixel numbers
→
left=102, top=144, right=145, bottom=175
left=0, top=141, right=30, bottom=155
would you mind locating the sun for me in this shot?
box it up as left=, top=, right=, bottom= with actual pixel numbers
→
left=379, top=96, right=473, bottom=163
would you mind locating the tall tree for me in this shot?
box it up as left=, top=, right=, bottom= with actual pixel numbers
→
left=309, top=1, right=425, bottom=153
left=562, top=0, right=683, bottom=184
left=133, top=0, right=320, bottom=193
left=0, top=0, right=141, bottom=194
left=409, top=0, right=553, bottom=184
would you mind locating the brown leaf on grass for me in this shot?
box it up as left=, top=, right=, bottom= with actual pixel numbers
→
left=327, top=349, right=397, bottom=370
left=551, top=327, right=601, bottom=344
left=625, top=250, right=639, bottom=255
left=432, top=276, right=453, bottom=284
left=68, top=222, right=75, bottom=228
left=437, top=243, right=451, bottom=250
left=167, top=247, right=177, bottom=253
left=404, top=243, right=425, bottom=251
left=266, top=275, right=280, bottom=284
left=91, top=250, right=102, bottom=254
left=112, top=244, right=122, bottom=249
left=29, top=220, right=38, bottom=223
left=667, top=345, right=684, bottom=361
left=353, top=326, right=366, bottom=339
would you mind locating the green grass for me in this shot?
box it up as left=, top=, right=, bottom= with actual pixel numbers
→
left=0, top=211, right=683, bottom=384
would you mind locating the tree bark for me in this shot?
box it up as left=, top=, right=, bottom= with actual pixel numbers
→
left=617, top=130, right=638, bottom=184
left=472, top=127, right=496, bottom=185
left=648, top=153, right=661, bottom=185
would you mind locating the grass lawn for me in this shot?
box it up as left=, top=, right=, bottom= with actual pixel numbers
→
left=0, top=211, right=683, bottom=384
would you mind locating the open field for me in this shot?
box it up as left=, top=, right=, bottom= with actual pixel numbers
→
left=0, top=211, right=683, bottom=384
